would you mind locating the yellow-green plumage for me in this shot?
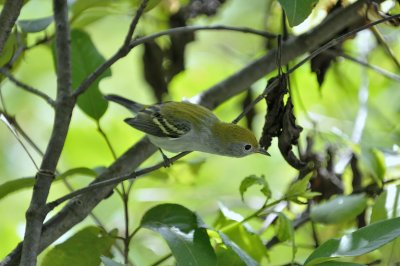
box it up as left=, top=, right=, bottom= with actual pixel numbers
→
left=105, top=94, right=269, bottom=157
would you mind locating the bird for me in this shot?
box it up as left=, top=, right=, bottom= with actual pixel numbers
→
left=105, top=94, right=269, bottom=164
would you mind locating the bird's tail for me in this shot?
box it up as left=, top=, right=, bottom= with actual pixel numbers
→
left=104, top=94, right=145, bottom=113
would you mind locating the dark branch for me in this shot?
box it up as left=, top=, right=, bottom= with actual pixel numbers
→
left=19, top=0, right=73, bottom=265
left=0, top=0, right=24, bottom=54
left=122, top=0, right=149, bottom=47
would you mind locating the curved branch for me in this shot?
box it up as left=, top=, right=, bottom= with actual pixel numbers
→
left=72, top=25, right=276, bottom=98
left=0, top=68, right=56, bottom=106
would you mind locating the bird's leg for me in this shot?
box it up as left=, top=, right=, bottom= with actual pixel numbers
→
left=159, top=148, right=172, bottom=168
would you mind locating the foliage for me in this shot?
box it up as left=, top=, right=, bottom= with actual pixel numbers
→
left=0, top=0, right=400, bottom=265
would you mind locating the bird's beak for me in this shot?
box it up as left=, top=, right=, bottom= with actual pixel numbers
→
left=257, top=148, right=270, bottom=156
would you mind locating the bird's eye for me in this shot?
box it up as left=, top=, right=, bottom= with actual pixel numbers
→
left=244, top=144, right=252, bottom=151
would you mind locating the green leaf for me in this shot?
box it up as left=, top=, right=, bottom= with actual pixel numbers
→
left=0, top=32, right=17, bottom=67
left=0, top=177, right=35, bottom=201
left=219, top=232, right=258, bottom=266
left=140, top=203, right=199, bottom=232
left=0, top=167, right=98, bottom=200
left=0, top=32, right=25, bottom=82
left=215, top=245, right=246, bottom=266
left=42, top=226, right=117, bottom=266
left=17, top=16, right=53, bottom=33
left=275, top=212, right=293, bottom=242
left=213, top=203, right=267, bottom=262
left=370, top=185, right=400, bottom=265
left=239, top=175, right=271, bottom=202
left=362, top=148, right=386, bottom=182
left=100, top=256, right=125, bottom=266
left=304, top=217, right=400, bottom=265
left=286, top=174, right=315, bottom=203
left=70, top=29, right=110, bottom=120
left=370, top=185, right=400, bottom=222
left=278, top=0, right=318, bottom=26
left=140, top=204, right=217, bottom=266
left=58, top=167, right=98, bottom=179
left=310, top=194, right=368, bottom=224
left=71, top=0, right=112, bottom=22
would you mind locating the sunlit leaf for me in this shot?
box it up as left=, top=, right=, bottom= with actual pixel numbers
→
left=310, top=194, right=368, bottom=224
left=371, top=185, right=400, bottom=222
left=370, top=185, right=400, bottom=265
left=140, top=204, right=216, bottom=266
left=213, top=204, right=267, bottom=263
left=17, top=16, right=53, bottom=33
left=70, top=29, right=110, bottom=120
left=219, top=232, right=258, bottom=266
left=278, top=0, right=318, bottom=26
left=304, top=217, right=400, bottom=265
left=239, top=175, right=271, bottom=202
left=42, top=226, right=117, bottom=266
left=286, top=174, right=317, bottom=203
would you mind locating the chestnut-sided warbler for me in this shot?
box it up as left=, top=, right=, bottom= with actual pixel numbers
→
left=105, top=94, right=269, bottom=158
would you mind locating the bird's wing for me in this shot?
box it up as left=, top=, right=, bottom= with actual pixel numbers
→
left=124, top=105, right=191, bottom=138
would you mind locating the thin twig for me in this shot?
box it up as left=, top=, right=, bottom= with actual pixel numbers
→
left=0, top=113, right=39, bottom=170
left=72, top=25, right=276, bottom=98
left=0, top=67, right=56, bottom=106
left=129, top=25, right=276, bottom=49
left=73, top=0, right=149, bottom=97
left=47, top=151, right=191, bottom=209
left=371, top=26, right=400, bottom=70
left=149, top=254, right=173, bottom=266
left=326, top=49, right=400, bottom=82
left=97, top=121, right=117, bottom=160
left=122, top=0, right=149, bottom=47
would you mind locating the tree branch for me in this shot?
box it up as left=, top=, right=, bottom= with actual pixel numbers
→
left=327, top=49, right=400, bottom=82
left=0, top=0, right=24, bottom=54
left=72, top=24, right=276, bottom=98
left=0, top=0, right=387, bottom=265
left=72, top=0, right=149, bottom=97
left=122, top=0, right=149, bottom=47
left=19, top=0, right=73, bottom=265
left=0, top=67, right=56, bottom=106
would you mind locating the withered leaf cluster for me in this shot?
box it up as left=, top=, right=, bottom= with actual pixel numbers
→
left=260, top=74, right=305, bottom=169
